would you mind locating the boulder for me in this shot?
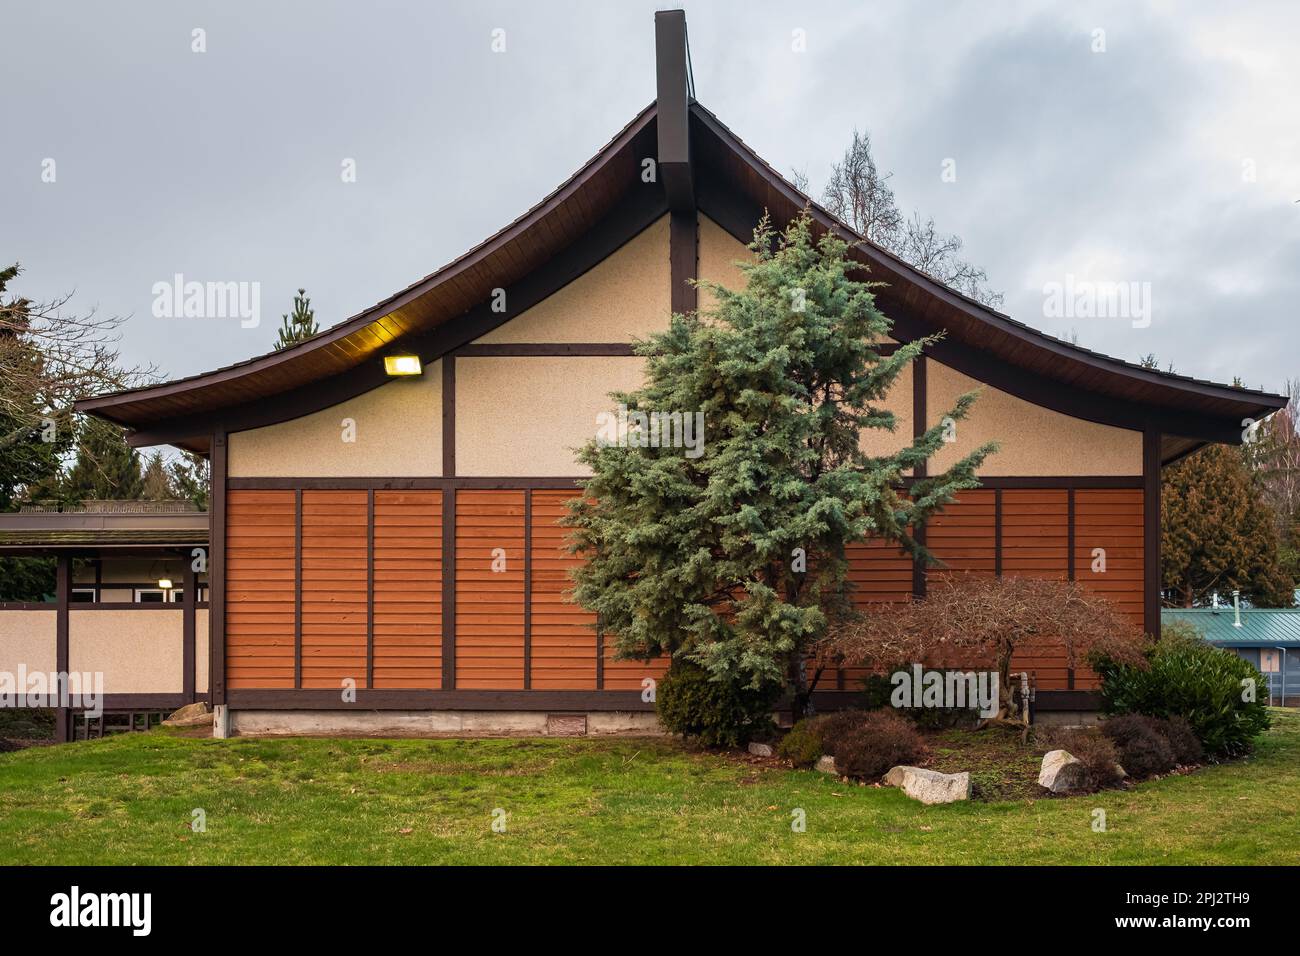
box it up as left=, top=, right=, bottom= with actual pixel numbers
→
left=1038, top=749, right=1087, bottom=793
left=815, top=755, right=837, bottom=774
left=885, top=766, right=972, bottom=804
left=163, top=702, right=213, bottom=728
left=747, top=742, right=774, bottom=757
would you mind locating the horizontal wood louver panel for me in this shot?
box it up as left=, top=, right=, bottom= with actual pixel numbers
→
left=373, top=490, right=442, bottom=689
left=999, top=490, right=1078, bottom=690
left=300, top=490, right=368, bottom=689
left=529, top=490, right=596, bottom=689
left=225, top=490, right=296, bottom=689
left=455, top=490, right=525, bottom=689
left=845, top=536, right=914, bottom=606
left=927, top=490, right=996, bottom=577
left=1001, top=489, right=1069, bottom=579
left=602, top=640, right=670, bottom=691
left=1074, top=488, right=1145, bottom=623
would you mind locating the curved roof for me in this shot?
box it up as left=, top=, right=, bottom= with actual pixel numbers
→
left=77, top=98, right=1286, bottom=460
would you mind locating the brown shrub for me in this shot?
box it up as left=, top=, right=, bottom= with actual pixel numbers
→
left=1101, top=714, right=1176, bottom=778
left=1053, top=729, right=1124, bottom=789
left=1152, top=716, right=1204, bottom=766
left=831, top=710, right=927, bottom=781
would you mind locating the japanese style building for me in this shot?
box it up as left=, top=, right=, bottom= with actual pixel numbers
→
left=5, top=11, right=1285, bottom=737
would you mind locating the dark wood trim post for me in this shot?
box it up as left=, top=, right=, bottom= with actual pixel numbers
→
left=441, top=488, right=456, bottom=690
left=1143, top=424, right=1162, bottom=637
left=911, top=354, right=928, bottom=598
left=994, top=489, right=1004, bottom=578
left=182, top=554, right=196, bottom=703
left=55, top=554, right=70, bottom=742
left=1066, top=487, right=1076, bottom=689
left=209, top=429, right=228, bottom=707
left=366, top=488, right=375, bottom=689
left=912, top=353, right=927, bottom=479
left=669, top=211, right=698, bottom=316
left=293, top=488, right=303, bottom=689
left=442, top=355, right=456, bottom=478
left=523, top=490, right=532, bottom=690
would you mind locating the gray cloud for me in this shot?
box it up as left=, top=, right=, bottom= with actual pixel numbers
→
left=2, top=0, right=1294, bottom=399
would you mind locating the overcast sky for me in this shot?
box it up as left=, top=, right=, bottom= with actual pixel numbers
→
left=3, top=0, right=1296, bottom=399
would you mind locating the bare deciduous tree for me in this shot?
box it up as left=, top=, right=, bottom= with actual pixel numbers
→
left=814, top=131, right=1004, bottom=309
left=0, top=263, right=156, bottom=454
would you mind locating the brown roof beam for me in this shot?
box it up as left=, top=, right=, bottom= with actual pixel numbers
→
left=655, top=10, right=694, bottom=211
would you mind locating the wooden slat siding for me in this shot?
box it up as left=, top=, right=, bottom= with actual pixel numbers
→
left=1000, top=489, right=1069, bottom=579
left=529, top=490, right=597, bottom=689
left=602, top=640, right=670, bottom=691
left=225, top=490, right=296, bottom=688
left=372, top=490, right=442, bottom=688
left=454, top=490, right=526, bottom=689
left=1001, top=489, right=1074, bottom=689
left=838, top=536, right=915, bottom=688
left=927, top=490, right=997, bottom=576
left=1074, top=488, right=1145, bottom=625
left=300, top=490, right=369, bottom=689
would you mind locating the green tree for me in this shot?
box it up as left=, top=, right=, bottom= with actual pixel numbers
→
left=168, top=449, right=210, bottom=510
left=274, top=288, right=319, bottom=350
left=0, top=264, right=70, bottom=510
left=1246, top=381, right=1300, bottom=601
left=140, top=450, right=175, bottom=500
left=61, top=417, right=143, bottom=502
left=1162, top=444, right=1292, bottom=607
left=566, top=212, right=995, bottom=717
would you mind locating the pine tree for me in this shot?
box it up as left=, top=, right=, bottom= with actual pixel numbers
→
left=1162, top=444, right=1292, bottom=607
left=140, top=451, right=175, bottom=500
left=168, top=450, right=211, bottom=510
left=566, top=212, right=996, bottom=716
left=62, top=417, right=143, bottom=502
left=274, top=288, right=319, bottom=350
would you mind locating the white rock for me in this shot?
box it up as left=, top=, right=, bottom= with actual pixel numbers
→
left=747, top=742, right=773, bottom=757
left=1038, top=749, right=1087, bottom=793
left=884, top=765, right=972, bottom=804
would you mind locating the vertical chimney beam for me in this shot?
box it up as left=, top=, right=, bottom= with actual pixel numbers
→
left=655, top=10, right=694, bottom=212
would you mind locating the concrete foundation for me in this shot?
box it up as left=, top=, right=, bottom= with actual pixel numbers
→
left=213, top=704, right=231, bottom=739
left=226, top=709, right=663, bottom=738
left=1032, top=710, right=1102, bottom=728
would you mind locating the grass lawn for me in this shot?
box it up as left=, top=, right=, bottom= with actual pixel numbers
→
left=0, top=709, right=1296, bottom=865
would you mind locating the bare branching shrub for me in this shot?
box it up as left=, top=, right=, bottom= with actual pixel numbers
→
left=817, top=573, right=1150, bottom=722
left=830, top=709, right=927, bottom=781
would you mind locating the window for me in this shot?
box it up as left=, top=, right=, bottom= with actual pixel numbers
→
left=133, top=589, right=166, bottom=603
left=70, top=588, right=97, bottom=603
left=1260, top=650, right=1281, bottom=673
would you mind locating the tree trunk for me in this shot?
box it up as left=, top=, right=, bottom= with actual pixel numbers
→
left=789, top=657, right=810, bottom=722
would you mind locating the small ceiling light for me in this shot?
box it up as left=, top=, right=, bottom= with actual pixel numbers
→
left=157, top=578, right=174, bottom=590
left=384, top=355, right=423, bottom=377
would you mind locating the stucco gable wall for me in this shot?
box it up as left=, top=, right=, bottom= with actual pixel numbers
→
left=227, top=360, right=443, bottom=478
left=477, top=215, right=670, bottom=344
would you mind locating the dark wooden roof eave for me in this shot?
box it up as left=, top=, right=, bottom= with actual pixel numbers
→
left=74, top=97, right=1286, bottom=464
left=74, top=101, right=663, bottom=436
left=688, top=102, right=1288, bottom=454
